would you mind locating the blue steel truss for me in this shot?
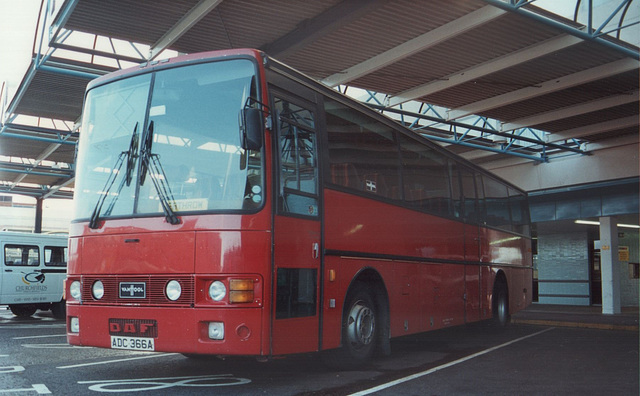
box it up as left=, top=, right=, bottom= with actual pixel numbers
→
left=355, top=89, right=587, bottom=163
left=484, top=0, right=639, bottom=59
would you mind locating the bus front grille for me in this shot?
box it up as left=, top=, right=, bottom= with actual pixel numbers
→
left=81, top=275, right=194, bottom=307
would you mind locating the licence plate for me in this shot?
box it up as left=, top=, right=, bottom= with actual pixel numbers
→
left=110, top=336, right=155, bottom=351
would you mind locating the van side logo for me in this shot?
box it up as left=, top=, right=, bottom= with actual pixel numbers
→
left=119, top=282, right=146, bottom=298
left=22, top=271, right=45, bottom=284
left=15, top=271, right=48, bottom=292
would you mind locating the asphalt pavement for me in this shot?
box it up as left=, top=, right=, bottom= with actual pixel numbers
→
left=512, top=303, right=639, bottom=331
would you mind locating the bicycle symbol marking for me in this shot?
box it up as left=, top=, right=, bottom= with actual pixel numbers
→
left=78, top=374, right=251, bottom=392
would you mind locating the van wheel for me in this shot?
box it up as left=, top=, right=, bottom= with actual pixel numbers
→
left=51, top=301, right=66, bottom=319
left=9, top=305, right=37, bottom=318
left=322, top=283, right=378, bottom=369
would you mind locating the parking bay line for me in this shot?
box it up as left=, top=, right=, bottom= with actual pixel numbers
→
left=350, top=327, right=555, bottom=396
left=13, top=334, right=67, bottom=340
left=0, top=324, right=65, bottom=330
left=57, top=353, right=179, bottom=369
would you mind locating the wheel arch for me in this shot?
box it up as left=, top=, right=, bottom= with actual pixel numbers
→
left=492, top=270, right=509, bottom=297
left=343, top=267, right=391, bottom=356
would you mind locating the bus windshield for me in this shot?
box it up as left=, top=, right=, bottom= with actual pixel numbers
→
left=74, top=58, right=263, bottom=222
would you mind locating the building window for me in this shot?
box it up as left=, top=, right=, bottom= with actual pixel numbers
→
left=629, top=263, right=639, bottom=279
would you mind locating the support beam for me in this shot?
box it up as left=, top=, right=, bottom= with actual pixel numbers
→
left=447, top=58, right=639, bottom=120
left=42, top=177, right=75, bottom=199
left=599, top=217, right=621, bottom=314
left=583, top=133, right=639, bottom=151
left=460, top=148, right=500, bottom=161
left=149, top=0, right=223, bottom=60
left=263, top=0, right=389, bottom=59
left=501, top=91, right=639, bottom=132
left=8, top=143, right=64, bottom=188
left=0, top=162, right=73, bottom=179
left=2, top=123, right=78, bottom=141
left=50, top=42, right=146, bottom=64
left=48, top=0, right=79, bottom=45
left=388, top=34, right=582, bottom=107
left=322, top=5, right=505, bottom=87
left=546, top=115, right=638, bottom=142
left=0, top=184, right=73, bottom=199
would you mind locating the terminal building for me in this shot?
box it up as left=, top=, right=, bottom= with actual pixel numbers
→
left=0, top=0, right=637, bottom=315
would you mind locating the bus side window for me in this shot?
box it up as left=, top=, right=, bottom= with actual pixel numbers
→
left=509, top=188, right=531, bottom=236
left=483, top=176, right=511, bottom=231
left=45, top=246, right=68, bottom=267
left=449, top=160, right=462, bottom=218
left=476, top=174, right=487, bottom=225
left=398, top=134, right=452, bottom=216
left=460, top=167, right=478, bottom=224
left=330, top=163, right=361, bottom=190
left=324, top=98, right=400, bottom=200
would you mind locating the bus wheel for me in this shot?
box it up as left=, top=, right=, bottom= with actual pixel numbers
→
left=9, top=305, right=37, bottom=318
left=336, top=283, right=379, bottom=367
left=322, top=283, right=380, bottom=369
left=493, top=283, right=510, bottom=327
left=346, top=291, right=376, bottom=355
left=51, top=301, right=66, bottom=319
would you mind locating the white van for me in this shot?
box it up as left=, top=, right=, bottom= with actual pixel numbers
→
left=0, top=232, right=68, bottom=318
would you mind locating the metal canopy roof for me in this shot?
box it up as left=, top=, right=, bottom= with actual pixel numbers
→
left=1, top=0, right=638, bottom=199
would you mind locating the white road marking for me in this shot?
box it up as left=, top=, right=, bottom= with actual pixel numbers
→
left=0, top=366, right=25, bottom=373
left=0, top=324, right=65, bottom=330
left=350, top=327, right=555, bottom=396
left=0, top=384, right=50, bottom=394
left=78, top=374, right=251, bottom=392
left=13, top=334, right=66, bottom=340
left=21, top=343, right=84, bottom=349
left=57, top=353, right=179, bottom=369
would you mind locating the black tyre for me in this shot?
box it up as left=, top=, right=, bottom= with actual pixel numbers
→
left=51, top=301, right=66, bottom=319
left=323, top=283, right=378, bottom=369
left=9, top=304, right=37, bottom=318
left=492, top=282, right=510, bottom=327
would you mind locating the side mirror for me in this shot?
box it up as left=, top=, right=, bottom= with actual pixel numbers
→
left=241, top=108, right=263, bottom=151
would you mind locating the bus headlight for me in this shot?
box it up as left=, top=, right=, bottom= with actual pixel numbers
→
left=69, top=281, right=82, bottom=301
left=91, top=280, right=104, bottom=300
left=208, top=322, right=224, bottom=340
left=70, top=317, right=80, bottom=333
left=165, top=280, right=182, bottom=301
left=209, top=281, right=226, bottom=301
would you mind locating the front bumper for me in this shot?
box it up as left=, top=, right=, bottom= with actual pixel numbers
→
left=66, top=304, right=264, bottom=356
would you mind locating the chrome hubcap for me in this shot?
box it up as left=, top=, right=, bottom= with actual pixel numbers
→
left=346, top=302, right=375, bottom=349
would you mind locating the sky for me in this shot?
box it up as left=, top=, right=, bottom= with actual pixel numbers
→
left=0, top=1, right=71, bottom=212
left=0, top=0, right=40, bottom=107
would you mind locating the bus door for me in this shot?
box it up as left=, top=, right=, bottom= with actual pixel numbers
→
left=461, top=167, right=481, bottom=322
left=270, top=86, right=322, bottom=355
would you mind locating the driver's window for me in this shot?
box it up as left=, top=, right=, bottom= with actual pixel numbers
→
left=274, top=96, right=319, bottom=217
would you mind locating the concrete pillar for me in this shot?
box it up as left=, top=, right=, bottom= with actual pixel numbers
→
left=599, top=216, right=621, bottom=314
left=34, top=198, right=43, bottom=234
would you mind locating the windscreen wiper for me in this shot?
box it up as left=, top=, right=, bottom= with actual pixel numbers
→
left=88, top=123, right=139, bottom=229
left=139, top=121, right=181, bottom=225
